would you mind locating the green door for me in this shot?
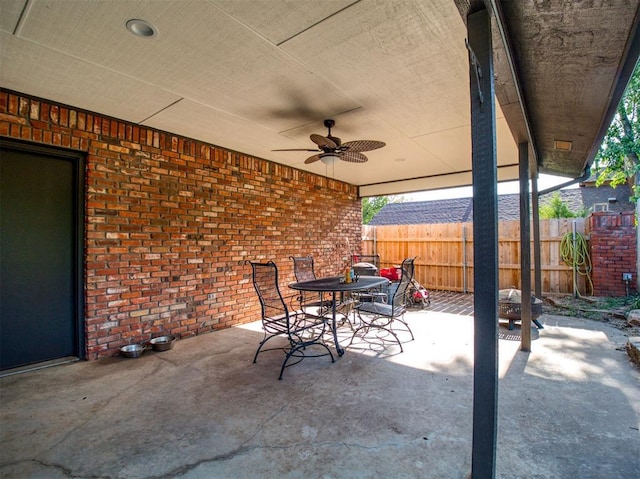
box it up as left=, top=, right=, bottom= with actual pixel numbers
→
left=1, top=143, right=83, bottom=370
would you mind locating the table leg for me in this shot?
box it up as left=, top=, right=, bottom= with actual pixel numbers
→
left=332, top=291, right=344, bottom=356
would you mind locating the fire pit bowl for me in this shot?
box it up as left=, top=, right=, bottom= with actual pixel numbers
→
left=499, top=288, right=544, bottom=330
left=149, top=335, right=176, bottom=352
left=498, top=289, right=542, bottom=320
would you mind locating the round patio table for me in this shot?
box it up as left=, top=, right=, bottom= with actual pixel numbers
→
left=289, top=276, right=389, bottom=356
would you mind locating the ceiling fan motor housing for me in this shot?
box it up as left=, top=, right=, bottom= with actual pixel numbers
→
left=273, top=119, right=385, bottom=164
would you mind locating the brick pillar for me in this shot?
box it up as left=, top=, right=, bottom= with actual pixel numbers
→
left=587, top=212, right=637, bottom=296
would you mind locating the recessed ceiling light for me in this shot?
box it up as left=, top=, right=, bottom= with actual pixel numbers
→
left=126, top=19, right=157, bottom=38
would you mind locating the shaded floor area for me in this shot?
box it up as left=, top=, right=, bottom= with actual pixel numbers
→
left=1, top=307, right=639, bottom=478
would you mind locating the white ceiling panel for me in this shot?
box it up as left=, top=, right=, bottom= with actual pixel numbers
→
left=0, top=32, right=180, bottom=124
left=0, top=0, right=26, bottom=34
left=18, top=0, right=361, bottom=134
left=415, top=116, right=519, bottom=172
left=142, top=98, right=306, bottom=166
left=280, top=0, right=470, bottom=137
left=211, top=0, right=356, bottom=46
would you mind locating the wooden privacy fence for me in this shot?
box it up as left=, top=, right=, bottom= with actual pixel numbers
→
left=361, top=218, right=587, bottom=295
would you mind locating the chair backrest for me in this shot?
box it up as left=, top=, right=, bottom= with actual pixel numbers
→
left=290, top=256, right=316, bottom=282
left=249, top=261, right=289, bottom=333
left=390, top=257, right=415, bottom=309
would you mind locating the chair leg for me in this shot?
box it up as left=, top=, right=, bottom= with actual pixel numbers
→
left=350, top=314, right=404, bottom=352
left=392, top=316, right=414, bottom=341
left=278, top=344, right=303, bottom=380
left=253, top=339, right=268, bottom=363
left=278, top=342, right=335, bottom=380
left=253, top=333, right=282, bottom=363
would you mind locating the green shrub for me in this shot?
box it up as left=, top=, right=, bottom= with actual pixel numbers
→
left=539, top=192, right=586, bottom=219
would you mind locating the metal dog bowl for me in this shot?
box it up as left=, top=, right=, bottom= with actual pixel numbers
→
left=120, top=343, right=145, bottom=358
left=149, top=335, right=176, bottom=351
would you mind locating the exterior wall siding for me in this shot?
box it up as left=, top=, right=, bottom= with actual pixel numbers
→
left=0, top=90, right=361, bottom=359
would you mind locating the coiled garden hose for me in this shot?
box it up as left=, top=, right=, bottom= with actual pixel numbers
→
left=560, top=231, right=593, bottom=297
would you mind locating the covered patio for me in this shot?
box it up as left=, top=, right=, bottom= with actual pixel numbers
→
left=2, top=306, right=638, bottom=478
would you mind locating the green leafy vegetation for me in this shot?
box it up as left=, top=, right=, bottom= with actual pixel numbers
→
left=539, top=192, right=587, bottom=219
left=594, top=61, right=639, bottom=205
left=362, top=196, right=401, bottom=224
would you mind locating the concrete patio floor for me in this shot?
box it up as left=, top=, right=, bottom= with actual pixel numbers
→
left=1, top=302, right=639, bottom=479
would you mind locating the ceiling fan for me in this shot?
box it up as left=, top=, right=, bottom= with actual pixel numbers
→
left=273, top=119, right=385, bottom=164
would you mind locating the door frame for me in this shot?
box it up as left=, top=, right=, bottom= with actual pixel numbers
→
left=1, top=138, right=86, bottom=361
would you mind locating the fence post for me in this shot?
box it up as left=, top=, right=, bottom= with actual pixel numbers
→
left=373, top=225, right=377, bottom=258
left=572, top=220, right=578, bottom=298
left=531, top=163, right=542, bottom=298
left=463, top=224, right=468, bottom=293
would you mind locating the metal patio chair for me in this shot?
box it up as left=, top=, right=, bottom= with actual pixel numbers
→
left=290, top=255, right=332, bottom=315
left=350, top=257, right=416, bottom=352
left=350, top=253, right=388, bottom=303
left=249, top=260, right=334, bottom=379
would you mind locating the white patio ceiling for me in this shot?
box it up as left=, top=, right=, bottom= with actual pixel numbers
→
left=1, top=0, right=638, bottom=196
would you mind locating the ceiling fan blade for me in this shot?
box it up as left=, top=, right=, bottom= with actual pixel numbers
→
left=340, top=151, right=368, bottom=163
left=310, top=134, right=337, bottom=149
left=304, top=154, right=321, bottom=164
left=342, top=140, right=386, bottom=152
left=272, top=148, right=320, bottom=152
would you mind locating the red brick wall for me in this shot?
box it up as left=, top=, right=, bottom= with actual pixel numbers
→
left=0, top=90, right=362, bottom=359
left=587, top=211, right=637, bottom=296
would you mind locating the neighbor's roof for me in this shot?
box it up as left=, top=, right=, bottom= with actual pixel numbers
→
left=369, top=184, right=634, bottom=225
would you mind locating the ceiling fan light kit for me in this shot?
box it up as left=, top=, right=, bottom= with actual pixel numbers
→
left=273, top=119, right=385, bottom=165
left=320, top=153, right=339, bottom=165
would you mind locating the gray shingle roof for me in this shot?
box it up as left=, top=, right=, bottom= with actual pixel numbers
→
left=368, top=184, right=633, bottom=226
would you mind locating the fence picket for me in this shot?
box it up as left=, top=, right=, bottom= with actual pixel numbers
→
left=362, top=219, right=586, bottom=294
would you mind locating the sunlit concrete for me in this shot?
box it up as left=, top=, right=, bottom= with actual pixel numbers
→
left=1, top=311, right=638, bottom=478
